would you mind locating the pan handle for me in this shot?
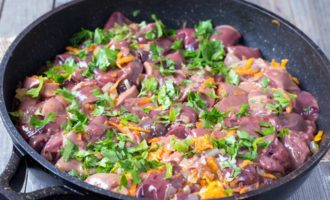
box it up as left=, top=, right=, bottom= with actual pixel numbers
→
left=0, top=147, right=77, bottom=200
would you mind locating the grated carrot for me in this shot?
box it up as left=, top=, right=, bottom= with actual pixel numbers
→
left=253, top=70, right=264, bottom=79
left=225, top=130, right=236, bottom=138
left=127, top=125, right=151, bottom=133
left=199, top=181, right=227, bottom=199
left=314, top=130, right=324, bottom=142
left=281, top=59, right=289, bottom=68
left=196, top=120, right=203, bottom=129
left=128, top=183, right=137, bottom=196
left=239, top=160, right=254, bottom=168
left=201, top=77, right=216, bottom=89
left=271, top=59, right=288, bottom=69
left=66, top=46, right=80, bottom=54
left=105, top=121, right=129, bottom=134
left=207, top=157, right=219, bottom=173
left=137, top=97, right=152, bottom=105
left=116, top=51, right=134, bottom=69
left=194, top=135, right=213, bottom=153
left=235, top=58, right=258, bottom=75
left=83, top=104, right=95, bottom=111
left=261, top=172, right=277, bottom=180
left=108, top=78, right=122, bottom=94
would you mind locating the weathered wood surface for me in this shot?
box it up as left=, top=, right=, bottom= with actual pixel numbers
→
left=0, top=0, right=329, bottom=199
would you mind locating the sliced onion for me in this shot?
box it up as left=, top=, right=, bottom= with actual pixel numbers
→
left=309, top=141, right=319, bottom=154
left=205, top=149, right=221, bottom=157
left=102, top=82, right=113, bottom=93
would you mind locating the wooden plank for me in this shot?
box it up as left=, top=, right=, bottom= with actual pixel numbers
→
left=0, top=0, right=4, bottom=19
left=289, top=163, right=330, bottom=200
left=54, top=0, right=72, bottom=8
left=0, top=0, right=53, bottom=38
left=309, top=0, right=330, bottom=59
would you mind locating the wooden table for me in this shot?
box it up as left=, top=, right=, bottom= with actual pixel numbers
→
left=0, top=0, right=329, bottom=199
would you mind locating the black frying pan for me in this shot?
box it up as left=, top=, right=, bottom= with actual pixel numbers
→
left=0, top=0, right=330, bottom=199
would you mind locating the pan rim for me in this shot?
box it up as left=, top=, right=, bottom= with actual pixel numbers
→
left=0, top=0, right=329, bottom=199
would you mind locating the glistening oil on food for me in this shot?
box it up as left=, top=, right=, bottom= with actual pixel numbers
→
left=10, top=12, right=322, bottom=199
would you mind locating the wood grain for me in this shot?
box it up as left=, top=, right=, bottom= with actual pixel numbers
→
left=0, top=0, right=53, bottom=37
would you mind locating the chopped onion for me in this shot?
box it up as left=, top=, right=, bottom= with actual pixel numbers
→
left=102, top=82, right=113, bottom=93
left=309, top=141, right=319, bottom=154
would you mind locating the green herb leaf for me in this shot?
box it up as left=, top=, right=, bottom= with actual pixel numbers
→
left=226, top=71, right=240, bottom=86
left=236, top=103, right=249, bottom=118
left=138, top=77, right=158, bottom=97
left=92, top=47, right=118, bottom=71
left=237, top=130, right=254, bottom=142
left=278, top=127, right=290, bottom=138
left=26, top=76, right=44, bottom=98
left=45, top=58, right=77, bottom=83
left=199, top=108, right=227, bottom=129
left=258, top=121, right=276, bottom=136
left=29, top=113, right=57, bottom=128
left=128, top=140, right=148, bottom=153
left=187, top=92, right=207, bottom=111
left=169, top=108, right=178, bottom=122
left=151, top=14, right=165, bottom=38
left=252, top=137, right=270, bottom=152
left=165, top=163, right=173, bottom=179
left=92, top=105, right=105, bottom=116
left=171, top=40, right=183, bottom=50
left=195, top=20, right=213, bottom=37
left=132, top=9, right=140, bottom=17
left=70, top=29, right=93, bottom=47
left=157, top=79, right=177, bottom=110
left=62, top=138, right=78, bottom=162
left=120, top=174, right=128, bottom=187
left=170, top=138, right=191, bottom=152
left=94, top=28, right=105, bottom=44
left=261, top=76, right=269, bottom=89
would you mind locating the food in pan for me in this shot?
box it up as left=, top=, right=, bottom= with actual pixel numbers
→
left=10, top=11, right=322, bottom=199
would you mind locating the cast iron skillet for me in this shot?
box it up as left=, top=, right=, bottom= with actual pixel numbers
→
left=0, top=0, right=329, bottom=199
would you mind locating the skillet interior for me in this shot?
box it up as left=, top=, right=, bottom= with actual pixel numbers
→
left=1, top=0, right=330, bottom=199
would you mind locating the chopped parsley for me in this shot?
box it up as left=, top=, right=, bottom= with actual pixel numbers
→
left=70, top=29, right=93, bottom=47
left=56, top=88, right=88, bottom=133
left=132, top=9, right=140, bottom=17
left=94, top=28, right=106, bottom=44
left=91, top=47, right=118, bottom=71
left=195, top=20, right=214, bottom=37
left=29, top=113, right=57, bottom=128
left=261, top=76, right=269, bottom=89
left=258, top=121, right=276, bottom=136
left=165, top=163, right=173, bottom=179
left=226, top=71, right=240, bottom=86
left=139, top=77, right=158, bottom=97
left=171, top=40, right=183, bottom=50
left=267, top=90, right=291, bottom=114
left=157, top=79, right=177, bottom=110
left=278, top=127, right=290, bottom=138
left=170, top=138, right=192, bottom=152
left=44, top=58, right=78, bottom=83
left=151, top=14, right=165, bottom=38
left=187, top=92, right=207, bottom=111
left=236, top=103, right=249, bottom=118
left=199, top=108, right=227, bottom=129
left=61, top=138, right=78, bottom=162
left=73, top=131, right=162, bottom=186
left=25, top=76, right=44, bottom=98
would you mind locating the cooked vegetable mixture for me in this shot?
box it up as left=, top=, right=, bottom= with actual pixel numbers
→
left=11, top=11, right=321, bottom=199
